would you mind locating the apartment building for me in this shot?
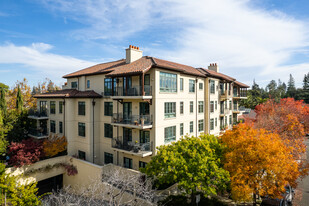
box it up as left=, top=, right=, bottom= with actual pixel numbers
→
left=29, top=45, right=248, bottom=170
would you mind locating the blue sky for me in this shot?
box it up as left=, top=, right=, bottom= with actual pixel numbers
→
left=0, top=0, right=309, bottom=88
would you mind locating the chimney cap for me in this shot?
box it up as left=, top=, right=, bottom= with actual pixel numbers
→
left=128, top=45, right=139, bottom=50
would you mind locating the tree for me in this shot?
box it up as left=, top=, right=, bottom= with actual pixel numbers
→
left=0, top=87, right=7, bottom=115
left=220, top=123, right=301, bottom=204
left=142, top=134, right=229, bottom=204
left=8, top=138, right=44, bottom=167
left=300, top=72, right=309, bottom=103
left=286, top=74, right=296, bottom=98
left=0, top=112, right=8, bottom=155
left=42, top=168, right=156, bottom=206
left=0, top=163, right=41, bottom=206
left=254, top=98, right=309, bottom=163
left=43, top=135, right=67, bottom=158
left=16, top=86, right=23, bottom=111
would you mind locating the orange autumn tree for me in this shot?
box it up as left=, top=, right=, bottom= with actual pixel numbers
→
left=221, top=123, right=300, bottom=204
left=43, top=135, right=67, bottom=158
left=254, top=98, right=309, bottom=164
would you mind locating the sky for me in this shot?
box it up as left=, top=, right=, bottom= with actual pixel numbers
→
left=0, top=0, right=309, bottom=88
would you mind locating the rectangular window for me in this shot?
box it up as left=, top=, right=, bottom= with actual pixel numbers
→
left=180, top=102, right=184, bottom=114
left=59, top=101, right=63, bottom=114
left=210, top=80, right=215, bottom=94
left=180, top=78, right=183, bottom=91
left=78, top=122, right=85, bottom=137
left=71, top=81, right=78, bottom=89
left=225, top=116, right=227, bottom=126
left=78, top=150, right=86, bottom=160
left=104, top=123, right=113, bottom=138
left=225, top=101, right=227, bottom=109
left=160, top=72, right=177, bottom=93
left=104, top=152, right=113, bottom=164
left=59, top=121, right=63, bottom=134
left=229, top=115, right=232, bottom=125
left=50, top=120, right=55, bottom=133
left=87, top=80, right=90, bottom=89
left=199, top=83, right=203, bottom=90
left=215, top=101, right=217, bottom=110
left=104, top=102, right=113, bottom=116
left=190, top=121, right=193, bottom=133
left=104, top=78, right=116, bottom=96
left=164, top=102, right=176, bottom=118
left=198, top=120, right=204, bottom=132
left=229, top=100, right=232, bottom=110
left=124, top=157, right=133, bottom=169
left=190, top=101, right=193, bottom=113
left=198, top=101, right=204, bottom=113
left=164, top=126, right=176, bottom=143
left=180, top=123, right=184, bottom=136
left=210, top=101, right=214, bottom=113
left=139, top=161, right=147, bottom=168
left=50, top=101, right=56, bottom=114
left=189, top=79, right=195, bottom=92
left=78, top=102, right=85, bottom=116
left=215, top=118, right=217, bottom=127
left=210, top=119, right=214, bottom=130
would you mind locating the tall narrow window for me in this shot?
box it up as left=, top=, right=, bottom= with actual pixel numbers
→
left=190, top=121, right=193, bottom=133
left=210, top=101, right=214, bottom=113
left=50, top=101, right=56, bottom=114
left=180, top=78, right=183, bottom=91
left=180, top=102, right=184, bottom=114
left=78, top=102, right=85, bottom=115
left=124, top=157, right=133, bottom=169
left=104, top=124, right=113, bottom=138
left=180, top=123, right=184, bottom=136
left=160, top=72, right=177, bottom=92
left=229, top=115, right=232, bottom=125
left=50, top=120, right=55, bottom=133
left=210, top=80, right=215, bottom=94
left=190, top=101, right=193, bottom=113
left=210, top=119, right=214, bottom=130
left=104, top=78, right=116, bottom=96
left=229, top=100, right=232, bottom=110
left=215, top=101, right=217, bottom=110
left=199, top=83, right=203, bottom=90
left=104, top=102, right=113, bottom=116
left=78, top=122, right=85, bottom=137
left=59, top=121, right=63, bottom=134
left=198, top=101, right=204, bottom=113
left=164, top=102, right=176, bottom=118
left=225, top=116, right=227, bottom=126
left=59, top=101, right=63, bottom=114
left=164, top=126, right=176, bottom=143
left=215, top=118, right=217, bottom=127
left=198, top=120, right=204, bottom=132
left=189, top=80, right=195, bottom=92
left=87, top=80, right=90, bottom=88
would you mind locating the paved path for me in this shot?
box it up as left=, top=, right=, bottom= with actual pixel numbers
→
left=293, top=138, right=309, bottom=206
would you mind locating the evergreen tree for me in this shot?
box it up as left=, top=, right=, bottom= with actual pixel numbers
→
left=15, top=86, right=23, bottom=111
left=301, top=72, right=309, bottom=103
left=277, top=79, right=286, bottom=99
left=0, top=87, right=7, bottom=115
left=286, top=74, right=296, bottom=98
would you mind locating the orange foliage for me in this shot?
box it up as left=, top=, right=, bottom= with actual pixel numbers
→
left=221, top=123, right=301, bottom=202
left=7, top=78, right=36, bottom=110
left=254, top=98, right=309, bottom=161
left=43, top=135, right=67, bottom=157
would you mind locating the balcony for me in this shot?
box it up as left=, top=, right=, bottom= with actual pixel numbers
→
left=28, top=109, right=49, bottom=120
left=111, top=86, right=152, bottom=99
left=233, top=93, right=247, bottom=100
left=219, top=90, right=232, bottom=101
left=111, top=113, right=153, bottom=129
left=220, top=109, right=230, bottom=117
left=233, top=105, right=240, bottom=113
left=28, top=128, right=48, bottom=139
left=112, top=137, right=153, bottom=157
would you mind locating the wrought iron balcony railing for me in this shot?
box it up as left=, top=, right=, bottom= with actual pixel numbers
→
left=112, top=137, right=153, bottom=153
left=112, top=113, right=152, bottom=126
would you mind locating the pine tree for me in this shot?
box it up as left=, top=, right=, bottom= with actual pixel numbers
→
left=0, top=87, right=6, bottom=115
left=301, top=72, right=309, bottom=103
left=16, top=86, right=23, bottom=111
left=287, top=74, right=296, bottom=98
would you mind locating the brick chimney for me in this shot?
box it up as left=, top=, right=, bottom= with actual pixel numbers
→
left=126, top=45, right=143, bottom=64
left=208, top=63, right=219, bottom=73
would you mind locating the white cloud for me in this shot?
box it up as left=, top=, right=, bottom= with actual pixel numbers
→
left=0, top=43, right=97, bottom=83
left=36, top=0, right=309, bottom=87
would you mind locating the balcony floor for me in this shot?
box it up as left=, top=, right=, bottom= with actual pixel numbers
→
left=111, top=95, right=152, bottom=100
left=28, top=115, right=49, bottom=120
left=112, top=147, right=152, bottom=157
left=111, top=123, right=152, bottom=129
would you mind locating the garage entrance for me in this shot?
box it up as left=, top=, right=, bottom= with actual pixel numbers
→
left=37, top=174, right=63, bottom=196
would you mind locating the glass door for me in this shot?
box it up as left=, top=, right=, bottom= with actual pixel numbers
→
left=140, top=130, right=150, bottom=151
left=123, top=76, right=132, bottom=96
left=123, top=102, right=132, bottom=123
left=123, top=128, right=132, bottom=149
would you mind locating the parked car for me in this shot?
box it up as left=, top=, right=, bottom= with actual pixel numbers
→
left=261, top=185, right=294, bottom=206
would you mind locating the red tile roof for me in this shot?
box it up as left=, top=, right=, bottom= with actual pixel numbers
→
left=33, top=89, right=102, bottom=98
left=198, top=68, right=235, bottom=81
left=234, top=81, right=250, bottom=88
